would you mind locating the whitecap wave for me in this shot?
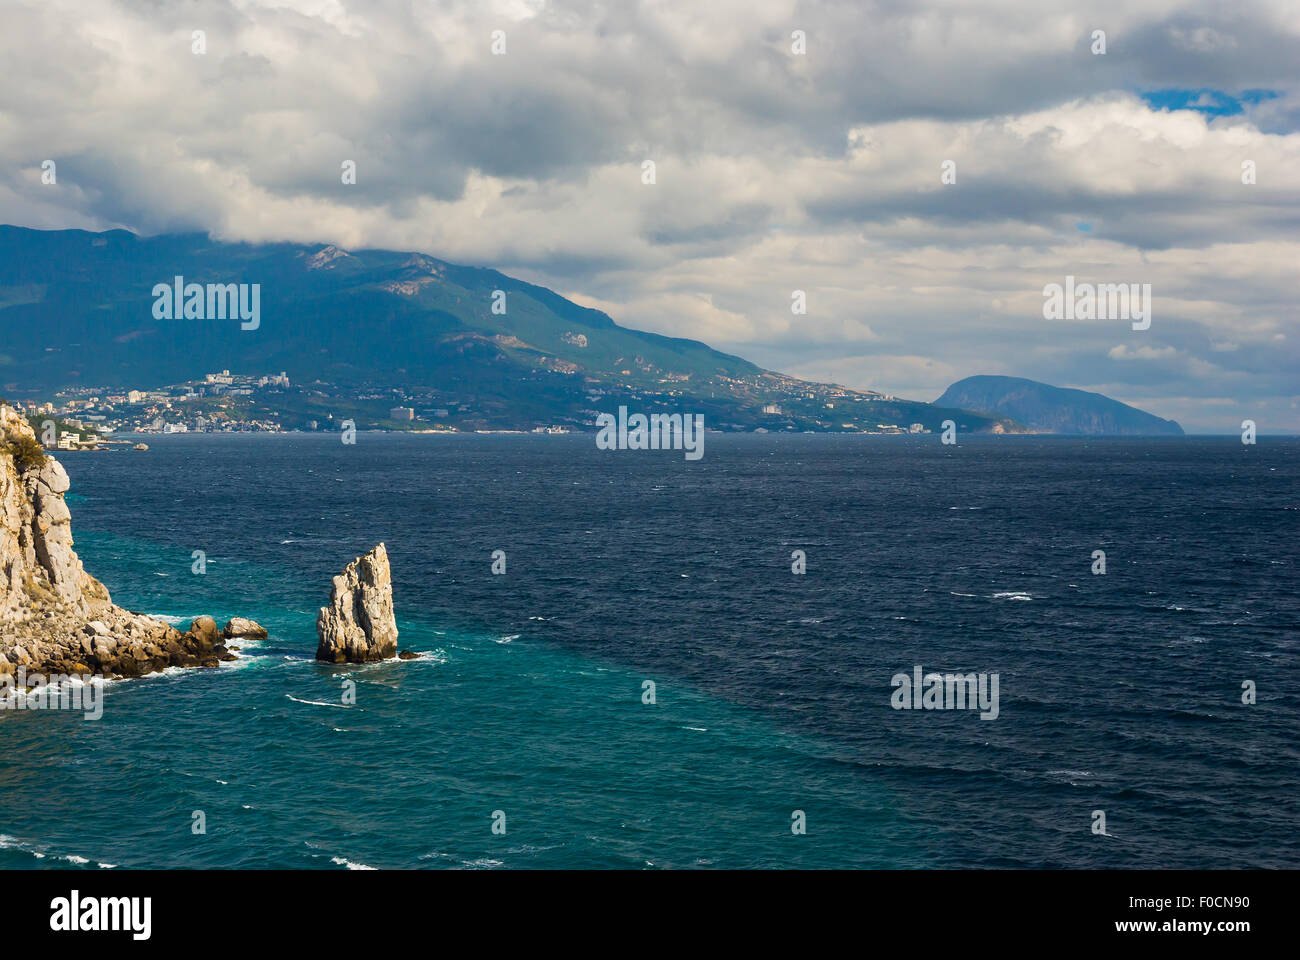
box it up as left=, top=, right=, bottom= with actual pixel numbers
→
left=149, top=613, right=194, bottom=625
left=0, top=834, right=115, bottom=868
left=285, top=694, right=348, bottom=708
left=330, top=856, right=377, bottom=870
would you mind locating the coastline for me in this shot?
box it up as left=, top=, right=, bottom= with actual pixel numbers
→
left=1, top=404, right=263, bottom=682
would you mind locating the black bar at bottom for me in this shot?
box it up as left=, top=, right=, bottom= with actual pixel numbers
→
left=5, top=869, right=1278, bottom=946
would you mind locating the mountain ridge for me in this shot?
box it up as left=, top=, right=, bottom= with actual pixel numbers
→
left=0, top=225, right=1021, bottom=435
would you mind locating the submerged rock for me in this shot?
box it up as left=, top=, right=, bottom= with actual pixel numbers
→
left=223, top=617, right=268, bottom=640
left=316, top=543, right=398, bottom=663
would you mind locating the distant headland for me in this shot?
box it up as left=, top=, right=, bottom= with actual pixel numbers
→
left=935, top=375, right=1184, bottom=436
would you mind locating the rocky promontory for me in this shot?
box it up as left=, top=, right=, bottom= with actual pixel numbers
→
left=935, top=375, right=1184, bottom=436
left=316, top=543, right=399, bottom=662
left=1, top=403, right=263, bottom=679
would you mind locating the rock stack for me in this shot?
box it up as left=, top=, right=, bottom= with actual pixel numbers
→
left=315, top=544, right=399, bottom=662
left=1, top=403, right=264, bottom=678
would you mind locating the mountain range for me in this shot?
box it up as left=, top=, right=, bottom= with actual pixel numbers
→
left=0, top=226, right=1019, bottom=434
left=0, top=226, right=1180, bottom=436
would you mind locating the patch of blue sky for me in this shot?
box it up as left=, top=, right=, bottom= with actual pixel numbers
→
left=1139, top=88, right=1280, bottom=117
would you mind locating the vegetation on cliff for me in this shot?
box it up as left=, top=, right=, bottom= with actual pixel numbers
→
left=6, top=433, right=45, bottom=471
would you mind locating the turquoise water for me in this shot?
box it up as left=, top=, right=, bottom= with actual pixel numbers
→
left=4, top=433, right=1296, bottom=869
left=1, top=527, right=920, bottom=869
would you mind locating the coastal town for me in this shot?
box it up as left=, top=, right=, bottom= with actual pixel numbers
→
left=8, top=367, right=587, bottom=446
left=7, top=365, right=942, bottom=451
left=11, top=370, right=294, bottom=448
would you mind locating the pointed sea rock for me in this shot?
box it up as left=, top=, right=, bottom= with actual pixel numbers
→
left=315, top=543, right=398, bottom=662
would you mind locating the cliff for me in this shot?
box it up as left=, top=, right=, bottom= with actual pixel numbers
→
left=1, top=403, right=260, bottom=678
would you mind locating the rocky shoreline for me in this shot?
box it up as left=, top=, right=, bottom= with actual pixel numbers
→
left=1, top=403, right=264, bottom=680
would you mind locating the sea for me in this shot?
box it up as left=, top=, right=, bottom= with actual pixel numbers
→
left=1, top=433, right=1296, bottom=869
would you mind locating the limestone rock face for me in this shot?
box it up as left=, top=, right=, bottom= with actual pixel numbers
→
left=223, top=617, right=268, bottom=640
left=1, top=406, right=111, bottom=622
left=316, top=544, right=398, bottom=663
left=1, top=402, right=251, bottom=678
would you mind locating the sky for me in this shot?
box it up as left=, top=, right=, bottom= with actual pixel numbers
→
left=1, top=0, right=1297, bottom=433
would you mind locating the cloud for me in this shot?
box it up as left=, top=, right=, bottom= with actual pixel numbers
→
left=1, top=0, right=1298, bottom=431
left=1109, top=344, right=1179, bottom=360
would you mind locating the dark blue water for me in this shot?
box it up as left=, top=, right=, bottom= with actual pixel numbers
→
left=2, top=433, right=1296, bottom=868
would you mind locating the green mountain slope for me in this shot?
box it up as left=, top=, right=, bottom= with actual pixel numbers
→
left=0, top=226, right=1019, bottom=433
